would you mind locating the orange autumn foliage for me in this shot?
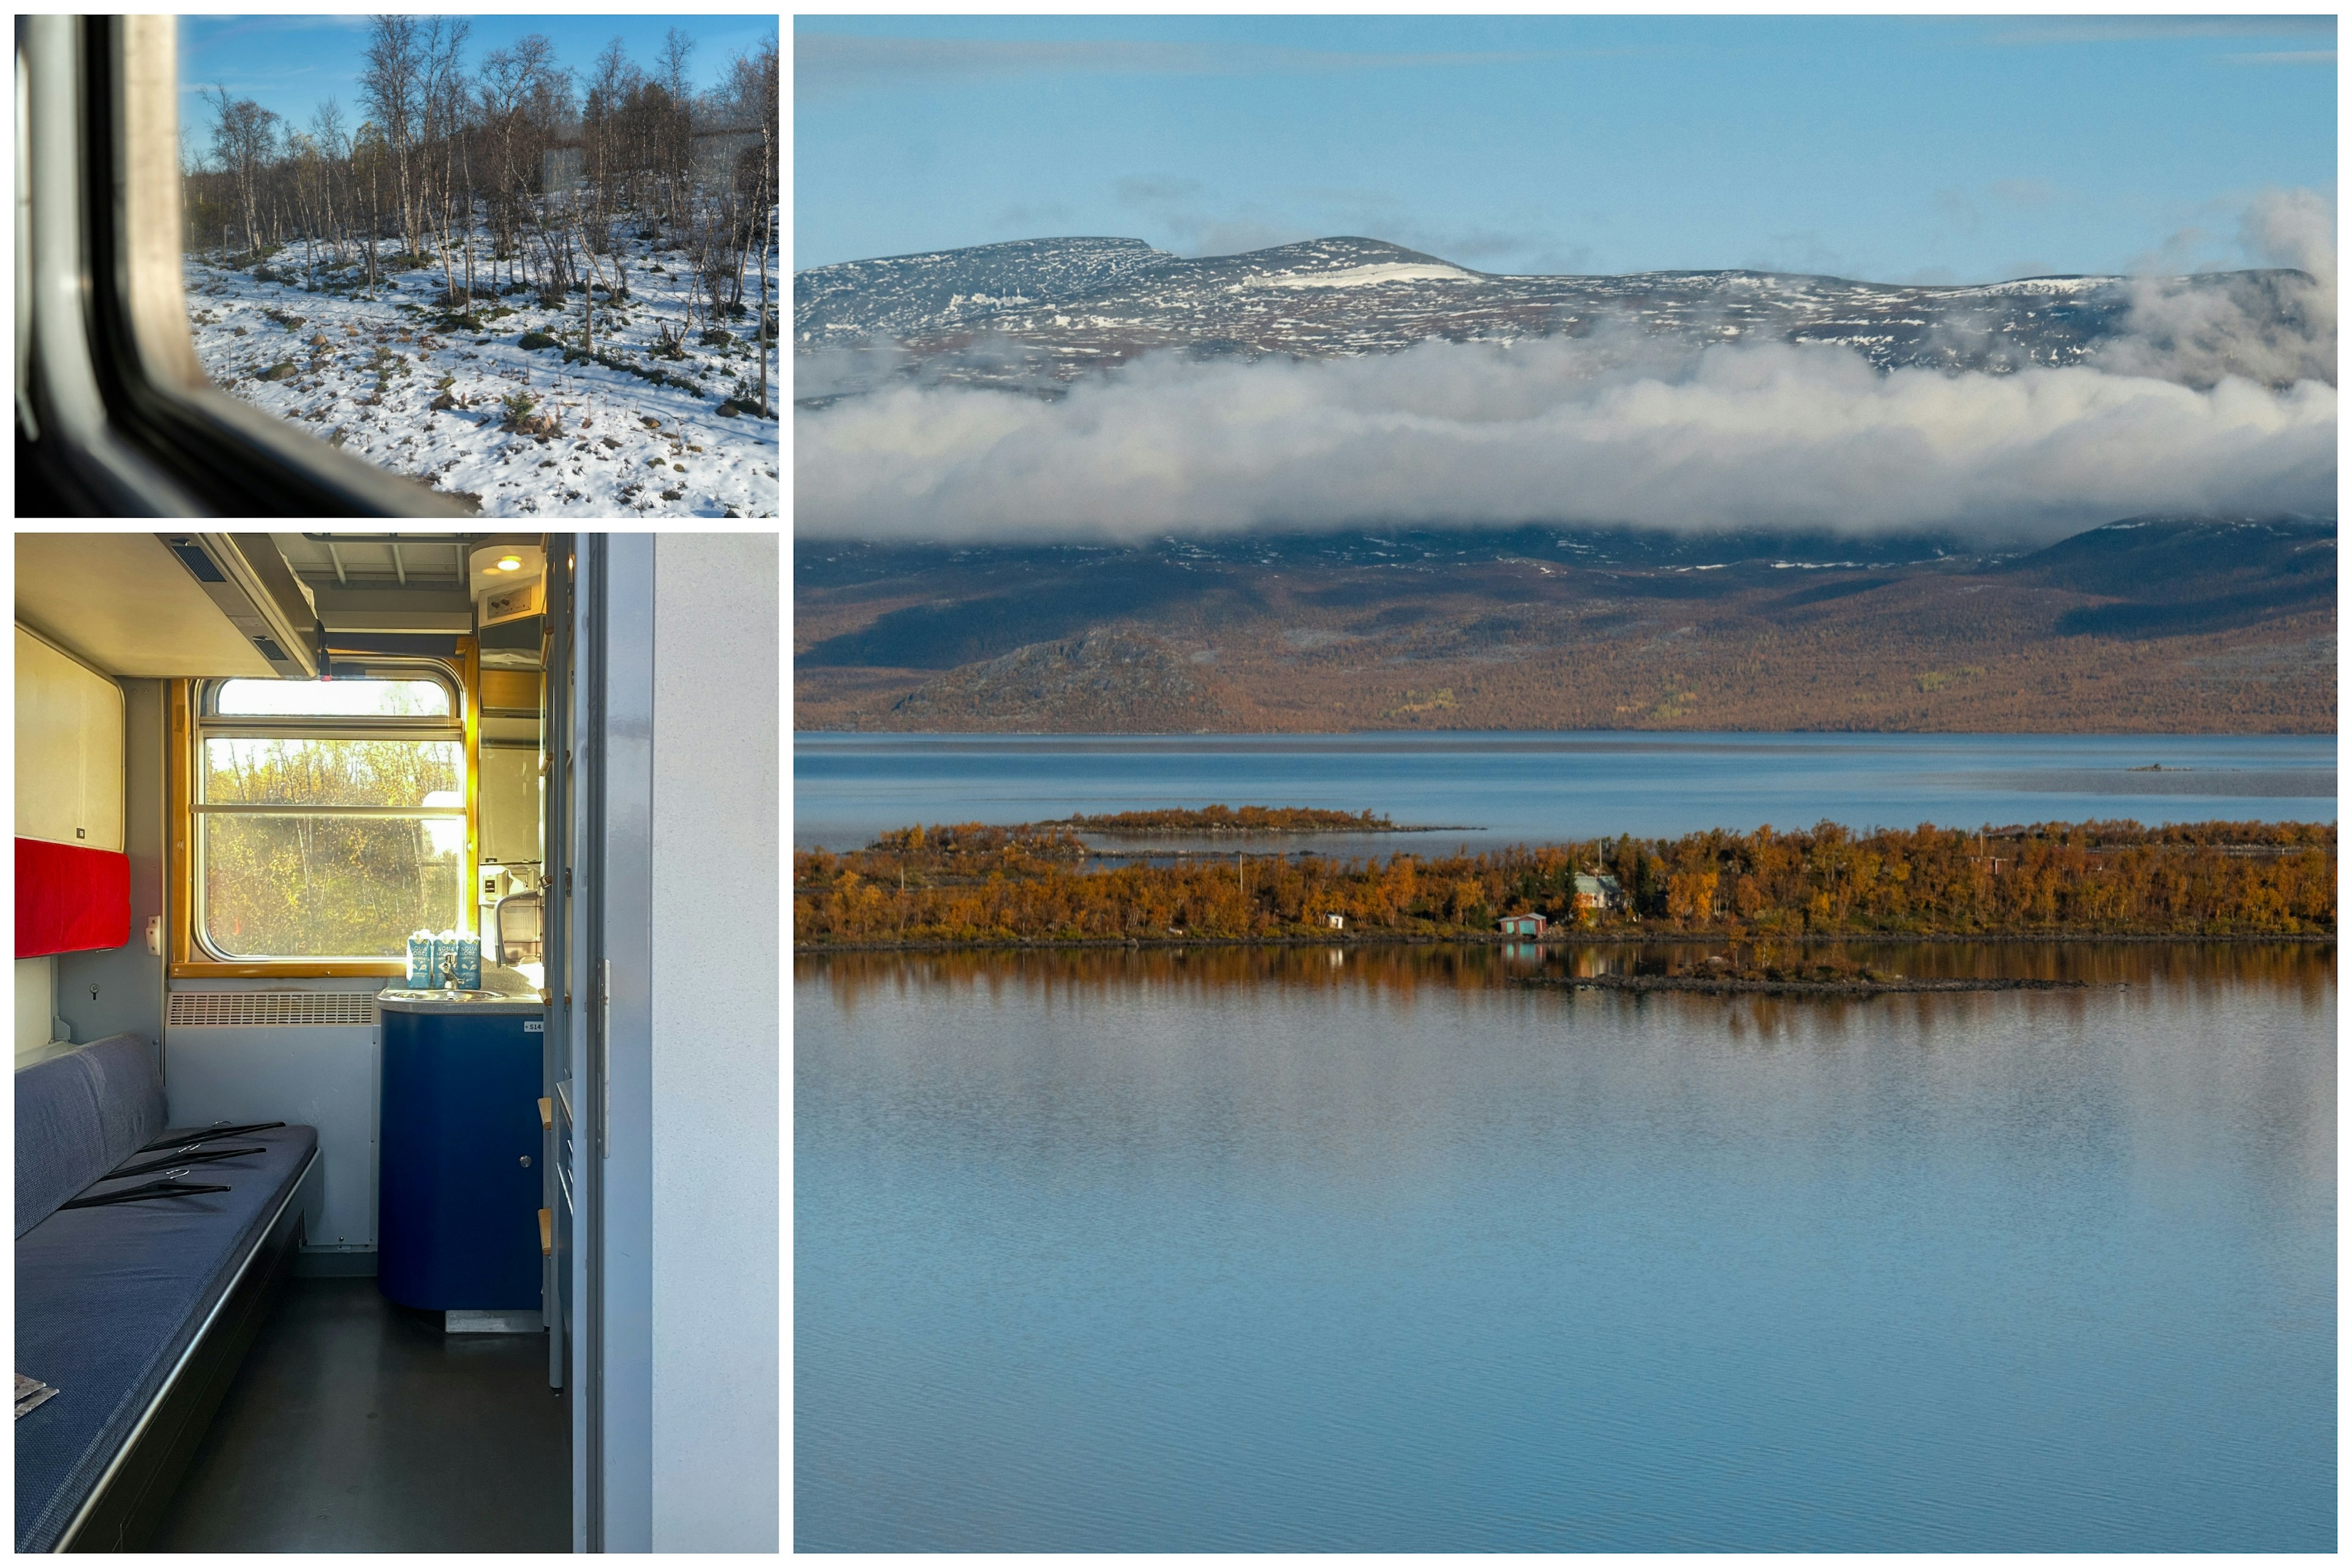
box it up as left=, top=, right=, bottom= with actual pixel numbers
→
left=794, top=817, right=2336, bottom=947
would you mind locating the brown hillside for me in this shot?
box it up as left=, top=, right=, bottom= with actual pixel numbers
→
left=794, top=521, right=2336, bottom=734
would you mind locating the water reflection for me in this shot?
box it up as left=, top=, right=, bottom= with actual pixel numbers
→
left=802, top=937, right=2332, bottom=1008
left=797, top=942, right=2334, bottom=1551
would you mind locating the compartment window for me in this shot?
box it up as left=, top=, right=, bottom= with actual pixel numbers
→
left=195, top=668, right=466, bottom=960
left=213, top=677, right=453, bottom=718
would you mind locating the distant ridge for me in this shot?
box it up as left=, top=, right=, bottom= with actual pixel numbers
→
left=794, top=516, right=2337, bottom=735
left=795, top=233, right=2315, bottom=401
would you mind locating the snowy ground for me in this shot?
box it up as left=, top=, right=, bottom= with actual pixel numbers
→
left=184, top=222, right=779, bottom=517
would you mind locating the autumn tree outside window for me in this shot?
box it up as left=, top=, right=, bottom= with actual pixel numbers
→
left=195, top=669, right=467, bottom=960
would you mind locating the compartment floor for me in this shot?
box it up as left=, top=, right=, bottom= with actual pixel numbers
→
left=150, top=1276, right=566, bottom=1551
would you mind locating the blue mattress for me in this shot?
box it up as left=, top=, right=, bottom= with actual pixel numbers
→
left=15, top=1034, right=167, bottom=1238
left=15, top=1123, right=318, bottom=1552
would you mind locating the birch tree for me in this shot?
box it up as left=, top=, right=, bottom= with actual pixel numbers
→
left=360, top=15, right=423, bottom=260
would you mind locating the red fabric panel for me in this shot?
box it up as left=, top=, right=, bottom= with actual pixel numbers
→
left=15, top=837, right=132, bottom=958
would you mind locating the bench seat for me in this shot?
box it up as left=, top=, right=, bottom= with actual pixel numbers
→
left=15, top=1036, right=318, bottom=1552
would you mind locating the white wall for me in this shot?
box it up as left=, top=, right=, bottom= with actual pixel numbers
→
left=15, top=956, right=59, bottom=1065
left=647, top=533, right=780, bottom=1550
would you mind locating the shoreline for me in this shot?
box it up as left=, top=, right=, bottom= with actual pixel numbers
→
left=794, top=930, right=2336, bottom=956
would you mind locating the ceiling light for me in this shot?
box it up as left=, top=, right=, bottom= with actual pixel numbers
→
left=494, top=555, right=522, bottom=572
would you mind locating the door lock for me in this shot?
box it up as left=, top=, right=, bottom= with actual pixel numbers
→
left=520, top=1155, right=533, bottom=1168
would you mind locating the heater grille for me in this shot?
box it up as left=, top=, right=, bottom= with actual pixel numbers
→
left=167, top=990, right=379, bottom=1027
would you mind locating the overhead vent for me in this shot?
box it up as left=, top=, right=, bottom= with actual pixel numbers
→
left=167, top=990, right=379, bottom=1027
left=154, top=534, right=321, bottom=681
left=163, top=538, right=227, bottom=582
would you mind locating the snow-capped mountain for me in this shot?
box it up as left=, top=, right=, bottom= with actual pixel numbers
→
left=794, top=234, right=2310, bottom=401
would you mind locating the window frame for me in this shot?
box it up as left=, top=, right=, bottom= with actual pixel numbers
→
left=172, top=647, right=479, bottom=976
left=18, top=15, right=469, bottom=516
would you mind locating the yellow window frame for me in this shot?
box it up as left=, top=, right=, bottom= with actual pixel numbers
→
left=169, top=637, right=478, bottom=978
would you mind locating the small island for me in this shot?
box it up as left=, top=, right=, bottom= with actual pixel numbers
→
left=1036, top=805, right=1429, bottom=835
left=796, top=811, right=2334, bottom=951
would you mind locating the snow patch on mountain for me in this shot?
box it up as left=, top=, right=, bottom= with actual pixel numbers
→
left=796, top=230, right=2334, bottom=402
left=1255, top=262, right=1477, bottom=288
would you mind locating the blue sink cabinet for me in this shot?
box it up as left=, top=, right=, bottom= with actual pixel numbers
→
left=377, top=990, right=545, bottom=1313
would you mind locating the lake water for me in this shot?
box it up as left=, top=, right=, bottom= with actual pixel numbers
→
left=796, top=942, right=2335, bottom=1551
left=794, top=731, right=2336, bottom=851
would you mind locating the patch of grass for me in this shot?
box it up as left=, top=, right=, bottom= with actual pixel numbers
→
left=518, top=330, right=559, bottom=351
left=562, top=346, right=707, bottom=396
left=502, top=390, right=538, bottom=423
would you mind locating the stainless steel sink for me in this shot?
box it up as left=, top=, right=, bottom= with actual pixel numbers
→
left=378, top=989, right=517, bottom=1004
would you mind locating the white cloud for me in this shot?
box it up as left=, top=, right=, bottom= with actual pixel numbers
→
left=2098, top=188, right=2336, bottom=387
left=796, top=331, right=2335, bottom=543
left=793, top=34, right=1561, bottom=99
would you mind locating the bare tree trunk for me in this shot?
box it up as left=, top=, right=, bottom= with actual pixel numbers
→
left=460, top=143, right=475, bottom=308
left=440, top=186, right=458, bottom=306
left=367, top=158, right=379, bottom=290
left=757, top=194, right=771, bottom=418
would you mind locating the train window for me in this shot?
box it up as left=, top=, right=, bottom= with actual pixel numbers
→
left=212, top=675, right=453, bottom=718
left=173, top=15, right=782, bottom=518
left=195, top=668, right=467, bottom=960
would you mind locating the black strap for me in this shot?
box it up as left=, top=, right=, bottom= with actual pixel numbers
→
left=137, top=1121, right=284, bottom=1153
left=59, top=1178, right=231, bottom=1210
left=104, top=1146, right=266, bottom=1183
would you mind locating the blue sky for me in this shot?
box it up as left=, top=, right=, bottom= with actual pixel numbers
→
left=794, top=14, right=2335, bottom=281
left=179, top=13, right=780, bottom=160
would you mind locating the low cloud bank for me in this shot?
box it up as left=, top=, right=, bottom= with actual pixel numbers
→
left=796, top=333, right=2335, bottom=543
left=2099, top=189, right=2337, bottom=387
